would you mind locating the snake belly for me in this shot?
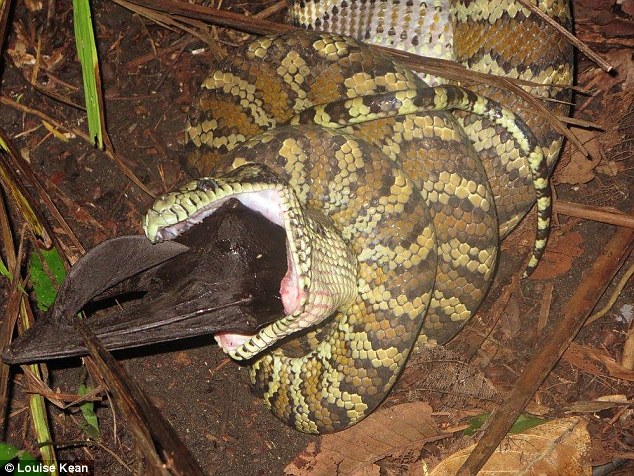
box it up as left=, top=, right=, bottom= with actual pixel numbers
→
left=143, top=1, right=572, bottom=434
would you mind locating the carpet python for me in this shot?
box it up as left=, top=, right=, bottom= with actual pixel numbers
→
left=143, top=0, right=573, bottom=433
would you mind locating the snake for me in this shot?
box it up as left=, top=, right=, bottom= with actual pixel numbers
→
left=142, top=0, right=573, bottom=434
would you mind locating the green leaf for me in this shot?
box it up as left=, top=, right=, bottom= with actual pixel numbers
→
left=29, top=248, right=67, bottom=311
left=78, top=384, right=100, bottom=440
left=0, top=443, right=44, bottom=475
left=0, top=443, right=35, bottom=461
left=511, top=413, right=548, bottom=433
left=464, top=413, right=490, bottom=436
left=464, top=413, right=548, bottom=436
left=0, top=256, right=11, bottom=282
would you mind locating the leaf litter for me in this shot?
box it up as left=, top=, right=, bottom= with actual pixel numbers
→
left=0, top=0, right=632, bottom=474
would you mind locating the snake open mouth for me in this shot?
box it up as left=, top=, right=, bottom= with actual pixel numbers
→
left=154, top=192, right=304, bottom=353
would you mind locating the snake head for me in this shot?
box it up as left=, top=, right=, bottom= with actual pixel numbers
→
left=144, top=162, right=358, bottom=361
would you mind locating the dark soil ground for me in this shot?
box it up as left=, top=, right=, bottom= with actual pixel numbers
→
left=0, top=0, right=632, bottom=474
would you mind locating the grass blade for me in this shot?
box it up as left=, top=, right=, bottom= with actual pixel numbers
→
left=72, top=0, right=105, bottom=148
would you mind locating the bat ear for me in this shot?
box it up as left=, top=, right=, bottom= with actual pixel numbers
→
left=2, top=236, right=188, bottom=364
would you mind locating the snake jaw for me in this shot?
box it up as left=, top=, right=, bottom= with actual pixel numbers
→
left=144, top=164, right=358, bottom=361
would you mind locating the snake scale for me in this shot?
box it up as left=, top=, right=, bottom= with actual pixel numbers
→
left=143, top=0, right=573, bottom=433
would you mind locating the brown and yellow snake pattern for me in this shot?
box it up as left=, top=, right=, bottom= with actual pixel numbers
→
left=143, top=1, right=572, bottom=433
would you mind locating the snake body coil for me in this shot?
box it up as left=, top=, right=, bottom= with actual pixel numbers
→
left=144, top=1, right=572, bottom=433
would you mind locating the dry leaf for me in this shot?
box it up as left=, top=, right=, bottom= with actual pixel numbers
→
left=429, top=417, right=591, bottom=475
left=599, top=49, right=634, bottom=91
left=596, top=394, right=629, bottom=403
left=500, top=294, right=521, bottom=340
left=6, top=23, right=36, bottom=70
left=563, top=401, right=618, bottom=413
left=561, top=341, right=607, bottom=377
left=529, top=231, right=584, bottom=280
left=397, top=347, right=501, bottom=411
left=25, top=0, right=44, bottom=12
left=564, top=395, right=629, bottom=413
left=565, top=342, right=634, bottom=381
left=556, top=130, right=602, bottom=185
left=6, top=22, right=66, bottom=77
left=285, top=402, right=443, bottom=475
left=595, top=159, right=624, bottom=177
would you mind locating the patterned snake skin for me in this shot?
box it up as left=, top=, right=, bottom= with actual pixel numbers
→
left=143, top=1, right=573, bottom=433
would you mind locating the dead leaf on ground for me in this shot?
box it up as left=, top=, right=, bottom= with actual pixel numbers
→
left=529, top=231, right=584, bottom=280
left=6, top=23, right=66, bottom=79
left=24, top=0, right=44, bottom=12
left=556, top=129, right=602, bottom=186
left=6, top=23, right=36, bottom=71
left=564, top=394, right=629, bottom=413
left=595, top=159, right=626, bottom=177
left=561, top=340, right=607, bottom=377
left=284, top=402, right=445, bottom=475
left=396, top=347, right=501, bottom=411
left=499, top=293, right=521, bottom=340
left=565, top=342, right=634, bottom=381
left=429, top=417, right=591, bottom=475
left=586, top=49, right=634, bottom=92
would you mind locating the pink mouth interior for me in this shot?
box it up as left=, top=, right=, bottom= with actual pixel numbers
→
left=214, top=332, right=253, bottom=351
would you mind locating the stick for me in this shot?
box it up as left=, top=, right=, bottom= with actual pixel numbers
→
left=516, top=0, right=613, bottom=72
left=75, top=320, right=205, bottom=476
left=554, top=200, right=634, bottom=229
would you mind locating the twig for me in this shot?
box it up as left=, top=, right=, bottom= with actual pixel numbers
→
left=0, top=0, right=11, bottom=59
left=75, top=320, right=205, bottom=475
left=516, top=0, right=613, bottom=72
left=125, top=35, right=198, bottom=70
left=0, top=95, right=153, bottom=197
left=0, top=126, right=83, bottom=252
left=0, top=202, right=25, bottom=437
left=554, top=200, right=634, bottom=229
left=31, top=32, right=85, bottom=111
left=584, top=262, right=634, bottom=327
left=556, top=115, right=603, bottom=130
left=129, top=0, right=294, bottom=35
left=253, top=0, right=288, bottom=19
left=47, top=181, right=110, bottom=238
left=114, top=0, right=220, bottom=50
left=622, top=326, right=634, bottom=371
left=136, top=12, right=158, bottom=59
left=19, top=366, right=103, bottom=409
left=383, top=48, right=585, bottom=155
left=0, top=208, right=58, bottom=467
left=457, top=217, right=634, bottom=475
